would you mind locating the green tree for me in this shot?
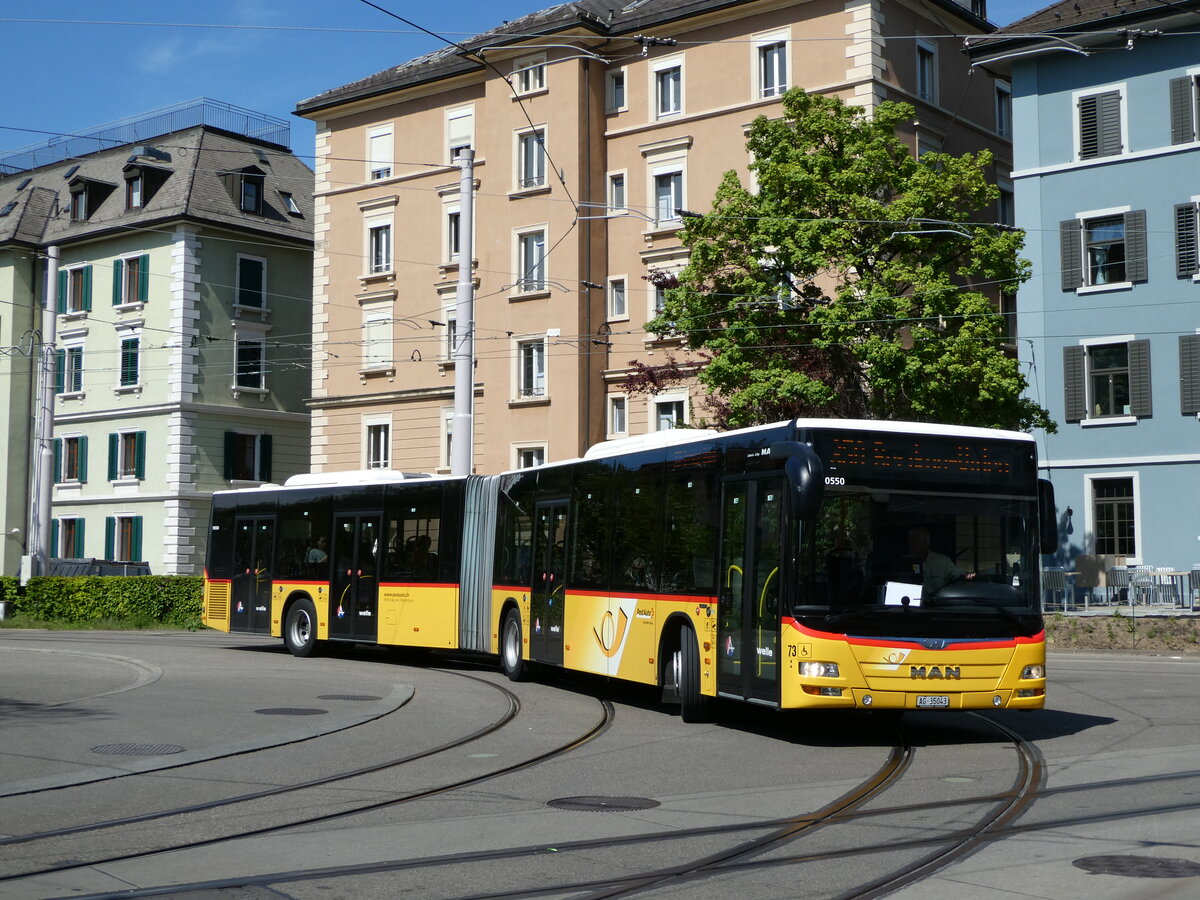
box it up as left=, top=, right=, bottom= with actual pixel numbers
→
left=631, top=89, right=1053, bottom=433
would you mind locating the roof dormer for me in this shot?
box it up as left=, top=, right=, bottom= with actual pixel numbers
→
left=67, top=175, right=116, bottom=222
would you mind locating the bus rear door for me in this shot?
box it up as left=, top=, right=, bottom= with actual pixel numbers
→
left=231, top=516, right=275, bottom=634
left=330, top=512, right=381, bottom=642
left=529, top=499, right=567, bottom=666
left=717, top=476, right=785, bottom=704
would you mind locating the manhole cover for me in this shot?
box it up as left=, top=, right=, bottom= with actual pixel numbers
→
left=1073, top=855, right=1200, bottom=878
left=254, top=708, right=328, bottom=716
left=547, top=796, right=660, bottom=812
left=316, top=694, right=381, bottom=701
left=91, top=743, right=185, bottom=757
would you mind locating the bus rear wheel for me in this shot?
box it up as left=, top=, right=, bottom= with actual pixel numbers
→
left=501, top=609, right=527, bottom=681
left=284, top=598, right=320, bottom=658
left=672, top=624, right=712, bottom=723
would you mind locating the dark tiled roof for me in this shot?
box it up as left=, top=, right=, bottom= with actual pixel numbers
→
left=0, top=125, right=313, bottom=249
left=974, top=0, right=1200, bottom=51
left=297, top=0, right=990, bottom=115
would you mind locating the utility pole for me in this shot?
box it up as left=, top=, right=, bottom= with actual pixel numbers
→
left=27, top=245, right=58, bottom=581
left=450, top=149, right=475, bottom=477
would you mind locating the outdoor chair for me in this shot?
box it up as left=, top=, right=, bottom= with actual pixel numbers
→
left=1106, top=566, right=1132, bottom=605
left=1042, top=566, right=1067, bottom=610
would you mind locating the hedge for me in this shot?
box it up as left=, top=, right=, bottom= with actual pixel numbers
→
left=11, top=576, right=203, bottom=626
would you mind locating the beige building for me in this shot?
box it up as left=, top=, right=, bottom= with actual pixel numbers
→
left=295, top=0, right=1011, bottom=474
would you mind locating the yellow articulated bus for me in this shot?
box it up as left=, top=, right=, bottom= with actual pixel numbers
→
left=204, top=419, right=1056, bottom=721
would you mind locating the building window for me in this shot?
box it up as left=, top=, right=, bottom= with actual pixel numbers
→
left=997, top=183, right=1014, bottom=228
left=609, top=173, right=625, bottom=211
left=517, top=446, right=545, bottom=468
left=1093, top=477, right=1135, bottom=557
left=113, top=254, right=148, bottom=306
left=1060, top=210, right=1146, bottom=290
left=224, top=431, right=271, bottom=482
left=518, top=129, right=546, bottom=189
left=654, top=284, right=668, bottom=315
left=70, top=188, right=88, bottom=221
left=237, top=256, right=266, bottom=308
left=442, top=407, right=454, bottom=469
left=1078, top=89, right=1123, bottom=159
left=126, top=174, right=143, bottom=209
left=656, top=64, right=682, bottom=117
left=608, top=395, right=627, bottom=436
left=446, top=209, right=461, bottom=261
left=517, top=230, right=546, bottom=292
left=55, top=435, right=88, bottom=484
left=654, top=171, right=682, bottom=225
left=517, top=338, right=546, bottom=399
left=119, top=337, right=140, bottom=386
left=109, top=431, right=146, bottom=481
left=56, top=345, right=84, bottom=394
left=608, top=278, right=627, bottom=319
left=106, top=515, right=143, bottom=562
left=369, top=221, right=392, bottom=273
left=515, top=55, right=546, bottom=94
left=444, top=312, right=458, bottom=361
left=447, top=106, right=473, bottom=162
left=58, top=265, right=92, bottom=315
left=236, top=339, right=265, bottom=390
left=281, top=192, right=300, bottom=215
left=363, top=310, right=392, bottom=369
left=366, top=422, right=390, bottom=469
left=55, top=517, right=85, bottom=558
left=654, top=397, right=686, bottom=431
left=995, top=81, right=1012, bottom=138
left=758, top=40, right=787, bottom=98
left=240, top=175, right=264, bottom=214
left=606, top=69, right=626, bottom=111
left=916, top=39, right=937, bottom=104
left=1063, top=339, right=1152, bottom=422
left=367, top=124, right=393, bottom=180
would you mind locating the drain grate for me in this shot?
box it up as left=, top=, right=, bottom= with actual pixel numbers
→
left=254, top=708, right=328, bottom=716
left=1073, top=855, right=1200, bottom=879
left=317, top=694, right=381, bottom=702
left=547, top=796, right=661, bottom=812
left=91, top=743, right=185, bottom=757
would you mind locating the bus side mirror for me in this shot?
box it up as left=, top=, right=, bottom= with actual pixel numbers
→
left=1038, top=479, right=1057, bottom=555
left=771, top=442, right=824, bottom=520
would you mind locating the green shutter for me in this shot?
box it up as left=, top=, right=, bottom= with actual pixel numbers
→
left=138, top=254, right=149, bottom=302
left=112, top=258, right=124, bottom=306
left=54, top=349, right=65, bottom=394
left=79, top=435, right=88, bottom=484
left=50, top=520, right=58, bottom=559
left=224, top=431, right=237, bottom=480
left=134, top=431, right=146, bottom=480
left=82, top=265, right=93, bottom=312
left=75, top=519, right=86, bottom=557
left=104, top=517, right=115, bottom=560
left=108, top=433, right=118, bottom=481
left=57, top=269, right=67, bottom=313
left=259, top=434, right=272, bottom=482
left=131, top=517, right=143, bottom=563
left=53, top=438, right=62, bottom=484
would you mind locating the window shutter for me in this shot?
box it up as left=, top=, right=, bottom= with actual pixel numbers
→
left=54, top=349, right=65, bottom=394
left=107, top=433, right=118, bottom=481
left=1170, top=76, right=1194, bottom=144
left=258, top=434, right=273, bottom=483
left=1097, top=91, right=1122, bottom=156
left=138, top=254, right=149, bottom=302
left=224, top=431, right=237, bottom=480
left=134, top=431, right=146, bottom=480
left=50, top=520, right=58, bottom=559
left=1060, top=220, right=1083, bottom=290
left=82, top=265, right=93, bottom=312
left=131, top=517, right=143, bottom=563
left=1176, top=203, right=1198, bottom=277
left=1124, top=209, right=1148, bottom=283
left=52, top=438, right=62, bottom=484
left=57, top=270, right=67, bottom=313
left=112, top=258, right=124, bottom=305
left=79, top=435, right=88, bottom=484
left=1064, top=346, right=1086, bottom=423
left=75, top=519, right=86, bottom=557
left=1079, top=95, right=1099, bottom=158
left=104, top=517, right=115, bottom=560
left=1128, top=339, right=1152, bottom=417
left=1180, top=334, right=1200, bottom=415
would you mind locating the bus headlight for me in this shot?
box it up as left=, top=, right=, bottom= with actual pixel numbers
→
left=800, top=662, right=840, bottom=678
left=1020, top=665, right=1045, bottom=680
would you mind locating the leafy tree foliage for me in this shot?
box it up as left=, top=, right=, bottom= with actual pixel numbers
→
left=632, top=89, right=1053, bottom=433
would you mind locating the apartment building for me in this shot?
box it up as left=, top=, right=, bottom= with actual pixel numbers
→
left=0, top=101, right=314, bottom=575
left=970, top=0, right=1200, bottom=570
left=296, top=0, right=1010, bottom=475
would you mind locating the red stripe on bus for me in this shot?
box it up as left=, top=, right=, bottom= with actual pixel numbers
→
left=784, top=618, right=1044, bottom=651
left=378, top=582, right=461, bottom=590
left=562, top=589, right=717, bottom=605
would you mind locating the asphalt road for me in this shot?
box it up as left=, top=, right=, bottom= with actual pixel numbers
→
left=1, top=630, right=1198, bottom=899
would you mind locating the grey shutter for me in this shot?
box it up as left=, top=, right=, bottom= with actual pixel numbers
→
left=1097, top=91, right=1123, bottom=157
left=1176, top=203, right=1198, bottom=277
left=1180, top=334, right=1200, bottom=415
left=1079, top=95, right=1099, bottom=158
left=1124, top=209, right=1147, bottom=283
left=1064, top=345, right=1087, bottom=422
left=1128, top=339, right=1152, bottom=417
left=1060, top=219, right=1083, bottom=290
left=1170, top=76, right=1194, bottom=144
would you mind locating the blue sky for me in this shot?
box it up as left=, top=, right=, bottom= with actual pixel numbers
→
left=0, top=0, right=1050, bottom=166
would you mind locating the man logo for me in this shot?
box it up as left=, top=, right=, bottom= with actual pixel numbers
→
left=593, top=608, right=629, bottom=658
left=910, top=666, right=961, bottom=680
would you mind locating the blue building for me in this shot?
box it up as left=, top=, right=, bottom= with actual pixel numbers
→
left=971, top=1, right=1200, bottom=572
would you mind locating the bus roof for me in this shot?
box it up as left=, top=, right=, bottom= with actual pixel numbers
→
left=791, top=418, right=1034, bottom=444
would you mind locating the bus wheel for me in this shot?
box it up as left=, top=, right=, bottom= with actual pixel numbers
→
left=501, top=609, right=527, bottom=682
left=284, top=599, right=320, bottom=658
left=676, top=624, right=713, bottom=723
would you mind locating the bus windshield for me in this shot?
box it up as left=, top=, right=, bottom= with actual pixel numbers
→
left=797, top=489, right=1040, bottom=640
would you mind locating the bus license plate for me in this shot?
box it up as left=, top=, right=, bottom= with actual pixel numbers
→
left=916, top=695, right=950, bottom=708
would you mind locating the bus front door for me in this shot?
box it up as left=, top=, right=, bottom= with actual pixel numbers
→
left=231, top=516, right=275, bottom=634
left=529, top=500, right=567, bottom=666
left=329, top=513, right=381, bottom=642
left=717, top=477, right=784, bottom=704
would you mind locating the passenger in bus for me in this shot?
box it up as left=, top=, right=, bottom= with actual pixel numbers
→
left=906, top=526, right=972, bottom=597
left=826, top=532, right=869, bottom=607
left=306, top=536, right=329, bottom=572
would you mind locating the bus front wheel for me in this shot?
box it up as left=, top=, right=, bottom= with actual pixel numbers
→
left=284, top=598, right=320, bottom=658
left=501, top=609, right=527, bottom=681
left=673, top=624, right=713, bottom=723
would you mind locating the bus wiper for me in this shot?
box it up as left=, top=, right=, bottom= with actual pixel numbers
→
left=941, top=596, right=1038, bottom=635
left=823, top=605, right=913, bottom=625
